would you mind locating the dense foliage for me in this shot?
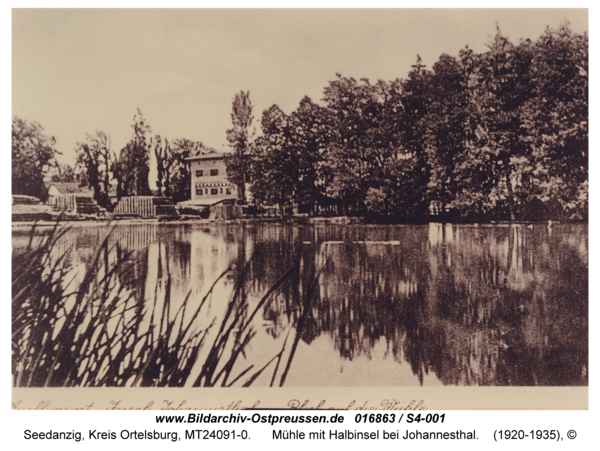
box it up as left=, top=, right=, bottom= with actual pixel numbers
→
left=14, top=24, right=587, bottom=222
left=239, top=25, right=587, bottom=221
left=73, top=109, right=215, bottom=207
left=12, top=117, right=59, bottom=201
left=75, top=131, right=115, bottom=208
left=117, top=108, right=153, bottom=197
left=225, top=90, right=254, bottom=203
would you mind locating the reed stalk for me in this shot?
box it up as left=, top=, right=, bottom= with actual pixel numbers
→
left=12, top=222, right=305, bottom=388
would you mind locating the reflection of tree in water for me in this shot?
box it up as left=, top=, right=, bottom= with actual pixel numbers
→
left=163, top=227, right=192, bottom=278
left=254, top=224, right=587, bottom=386
left=424, top=225, right=587, bottom=386
left=245, top=225, right=303, bottom=339
left=15, top=222, right=586, bottom=386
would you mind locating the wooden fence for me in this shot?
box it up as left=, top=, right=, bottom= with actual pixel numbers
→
left=50, top=195, right=77, bottom=213
left=113, top=197, right=156, bottom=218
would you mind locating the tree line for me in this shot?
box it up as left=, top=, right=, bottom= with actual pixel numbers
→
left=12, top=24, right=587, bottom=222
left=12, top=108, right=215, bottom=208
left=75, top=108, right=215, bottom=207
left=227, top=24, right=587, bottom=222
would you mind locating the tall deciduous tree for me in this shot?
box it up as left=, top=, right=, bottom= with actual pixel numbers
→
left=288, top=96, right=336, bottom=214
left=153, top=135, right=171, bottom=197
left=231, top=24, right=587, bottom=222
left=323, top=74, right=421, bottom=216
left=76, top=131, right=115, bottom=208
left=443, top=24, right=587, bottom=221
left=12, top=117, right=59, bottom=201
left=421, top=54, right=469, bottom=213
left=251, top=98, right=337, bottom=215
left=322, top=75, right=377, bottom=213
left=252, top=105, right=295, bottom=214
left=361, top=78, right=424, bottom=219
left=225, top=91, right=254, bottom=203
left=119, top=108, right=152, bottom=197
left=522, top=24, right=588, bottom=219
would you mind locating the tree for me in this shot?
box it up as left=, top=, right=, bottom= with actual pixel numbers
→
left=520, top=23, right=588, bottom=219
left=419, top=54, right=469, bottom=216
left=228, top=24, right=587, bottom=222
left=439, top=46, right=504, bottom=220
left=153, top=135, right=170, bottom=197
left=288, top=96, right=336, bottom=214
left=322, top=75, right=375, bottom=214
left=472, top=28, right=531, bottom=221
left=444, top=24, right=588, bottom=221
left=323, top=74, right=417, bottom=216
left=49, top=163, right=77, bottom=183
left=252, top=105, right=295, bottom=214
left=76, top=131, right=115, bottom=208
left=12, top=117, right=59, bottom=201
left=363, top=78, right=426, bottom=219
left=225, top=91, right=254, bottom=203
left=111, top=156, right=125, bottom=202
left=119, top=108, right=152, bottom=197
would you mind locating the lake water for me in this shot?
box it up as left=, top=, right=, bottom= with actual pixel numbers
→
left=12, top=222, right=588, bottom=387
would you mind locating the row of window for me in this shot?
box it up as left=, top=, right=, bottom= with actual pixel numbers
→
left=196, top=169, right=219, bottom=177
left=196, top=187, right=231, bottom=196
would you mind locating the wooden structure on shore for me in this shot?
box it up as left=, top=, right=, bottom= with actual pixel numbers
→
left=50, top=195, right=106, bottom=216
left=47, top=183, right=105, bottom=216
left=113, top=196, right=177, bottom=218
left=209, top=204, right=243, bottom=220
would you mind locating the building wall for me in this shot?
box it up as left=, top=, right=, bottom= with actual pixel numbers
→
left=190, top=157, right=237, bottom=202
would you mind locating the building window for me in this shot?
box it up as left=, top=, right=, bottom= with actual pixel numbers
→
left=210, top=169, right=218, bottom=176
left=220, top=188, right=223, bottom=194
left=196, top=170, right=203, bottom=177
left=226, top=188, right=231, bottom=195
left=211, top=188, right=218, bottom=195
left=196, top=187, right=203, bottom=195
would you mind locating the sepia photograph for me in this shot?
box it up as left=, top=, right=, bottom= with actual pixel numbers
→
left=11, top=8, right=588, bottom=410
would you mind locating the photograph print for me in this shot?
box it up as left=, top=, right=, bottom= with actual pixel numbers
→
left=11, top=9, right=588, bottom=408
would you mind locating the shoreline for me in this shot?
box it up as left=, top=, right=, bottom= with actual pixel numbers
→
left=11, top=216, right=587, bottom=229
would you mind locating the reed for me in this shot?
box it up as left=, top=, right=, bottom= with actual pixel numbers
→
left=12, top=222, right=302, bottom=388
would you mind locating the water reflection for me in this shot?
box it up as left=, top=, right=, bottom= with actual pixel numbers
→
left=12, top=222, right=587, bottom=387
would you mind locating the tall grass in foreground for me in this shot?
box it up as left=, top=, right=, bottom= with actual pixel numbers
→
left=12, top=222, right=319, bottom=387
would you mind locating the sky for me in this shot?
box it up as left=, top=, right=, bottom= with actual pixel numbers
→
left=12, top=8, right=588, bottom=166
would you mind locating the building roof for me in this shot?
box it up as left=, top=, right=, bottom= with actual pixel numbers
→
left=186, top=152, right=228, bottom=161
